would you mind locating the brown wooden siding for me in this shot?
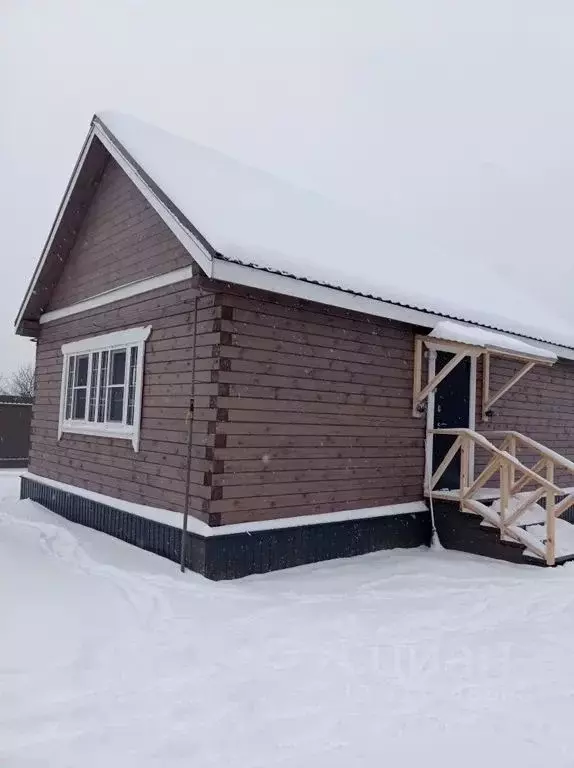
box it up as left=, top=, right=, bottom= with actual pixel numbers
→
left=209, top=285, right=426, bottom=525
left=30, top=278, right=219, bottom=520
left=48, top=157, right=190, bottom=310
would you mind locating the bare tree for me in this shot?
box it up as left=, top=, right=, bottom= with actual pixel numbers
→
left=7, top=363, right=35, bottom=399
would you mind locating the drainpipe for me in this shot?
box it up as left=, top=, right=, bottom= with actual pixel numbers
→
left=180, top=295, right=199, bottom=573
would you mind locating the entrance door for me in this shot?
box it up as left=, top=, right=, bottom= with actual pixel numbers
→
left=431, top=351, right=471, bottom=490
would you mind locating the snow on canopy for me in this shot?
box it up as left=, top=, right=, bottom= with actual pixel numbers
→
left=98, top=111, right=574, bottom=350
left=429, top=321, right=557, bottom=361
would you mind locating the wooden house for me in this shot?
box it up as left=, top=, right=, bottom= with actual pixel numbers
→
left=16, top=112, right=574, bottom=578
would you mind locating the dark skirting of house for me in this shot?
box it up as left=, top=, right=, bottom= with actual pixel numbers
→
left=20, top=476, right=432, bottom=580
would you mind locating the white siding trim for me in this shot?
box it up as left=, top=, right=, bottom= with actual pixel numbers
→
left=40, top=266, right=193, bottom=324
left=61, top=326, right=151, bottom=355
left=57, top=354, right=68, bottom=442
left=93, top=124, right=213, bottom=277
left=58, top=423, right=134, bottom=442
left=22, top=471, right=429, bottom=536
left=211, top=500, right=429, bottom=535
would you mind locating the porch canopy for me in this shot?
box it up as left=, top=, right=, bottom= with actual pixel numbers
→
left=412, top=320, right=557, bottom=421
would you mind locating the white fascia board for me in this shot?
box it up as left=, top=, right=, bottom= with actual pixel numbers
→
left=212, top=258, right=574, bottom=362
left=93, top=124, right=213, bottom=278
left=15, top=131, right=98, bottom=331
left=212, top=257, right=441, bottom=326
left=61, top=325, right=151, bottom=355
left=22, top=472, right=428, bottom=536
left=41, top=266, right=193, bottom=325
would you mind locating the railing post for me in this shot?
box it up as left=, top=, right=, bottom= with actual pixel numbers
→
left=500, top=462, right=509, bottom=535
left=546, top=460, right=556, bottom=566
left=460, top=436, right=469, bottom=503
left=508, top=436, right=516, bottom=489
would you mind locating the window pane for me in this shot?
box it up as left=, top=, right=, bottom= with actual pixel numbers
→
left=75, top=355, right=89, bottom=387
left=111, top=350, right=126, bottom=385
left=126, top=346, right=138, bottom=426
left=61, top=333, right=148, bottom=438
left=97, top=351, right=109, bottom=423
left=72, top=388, right=87, bottom=419
left=107, top=387, right=124, bottom=422
left=88, top=352, right=99, bottom=422
left=65, top=356, right=75, bottom=420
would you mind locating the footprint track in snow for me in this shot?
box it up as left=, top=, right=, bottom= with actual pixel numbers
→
left=0, top=512, right=173, bottom=628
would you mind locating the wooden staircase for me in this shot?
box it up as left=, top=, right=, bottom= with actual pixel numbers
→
left=426, top=429, right=574, bottom=566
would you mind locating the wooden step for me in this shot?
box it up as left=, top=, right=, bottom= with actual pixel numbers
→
left=434, top=497, right=574, bottom=566
left=427, top=487, right=501, bottom=502
left=432, top=499, right=546, bottom=566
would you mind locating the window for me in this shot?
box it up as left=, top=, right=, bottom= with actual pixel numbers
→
left=58, top=326, right=151, bottom=451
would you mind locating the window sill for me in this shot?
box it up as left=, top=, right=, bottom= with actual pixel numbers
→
left=59, top=423, right=138, bottom=450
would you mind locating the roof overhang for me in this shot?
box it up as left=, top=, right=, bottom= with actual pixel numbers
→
left=15, top=115, right=574, bottom=365
left=210, top=258, right=574, bottom=361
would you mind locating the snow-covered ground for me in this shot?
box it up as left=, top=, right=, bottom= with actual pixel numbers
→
left=3, top=472, right=574, bottom=766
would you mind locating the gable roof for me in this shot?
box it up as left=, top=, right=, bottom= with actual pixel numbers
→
left=16, top=111, right=574, bottom=359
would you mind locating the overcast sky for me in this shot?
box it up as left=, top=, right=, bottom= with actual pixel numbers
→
left=2, top=0, right=574, bottom=370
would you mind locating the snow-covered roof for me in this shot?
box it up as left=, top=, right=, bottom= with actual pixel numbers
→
left=94, top=112, right=574, bottom=352
left=15, top=110, right=574, bottom=356
left=429, top=321, right=558, bottom=362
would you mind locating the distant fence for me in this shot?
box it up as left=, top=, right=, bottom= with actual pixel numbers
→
left=0, top=397, right=32, bottom=468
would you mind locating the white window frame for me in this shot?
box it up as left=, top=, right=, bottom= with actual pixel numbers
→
left=58, top=326, right=151, bottom=451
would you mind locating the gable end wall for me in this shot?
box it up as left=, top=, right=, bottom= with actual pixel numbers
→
left=28, top=155, right=225, bottom=522
left=48, top=157, right=190, bottom=310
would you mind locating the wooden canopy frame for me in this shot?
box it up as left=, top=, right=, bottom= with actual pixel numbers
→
left=412, top=334, right=555, bottom=421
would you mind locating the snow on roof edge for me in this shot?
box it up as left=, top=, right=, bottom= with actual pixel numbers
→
left=429, top=320, right=557, bottom=361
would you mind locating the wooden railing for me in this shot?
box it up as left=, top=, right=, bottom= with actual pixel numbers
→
left=428, top=428, right=574, bottom=565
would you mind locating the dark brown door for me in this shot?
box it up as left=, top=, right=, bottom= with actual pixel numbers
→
left=431, top=352, right=471, bottom=489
